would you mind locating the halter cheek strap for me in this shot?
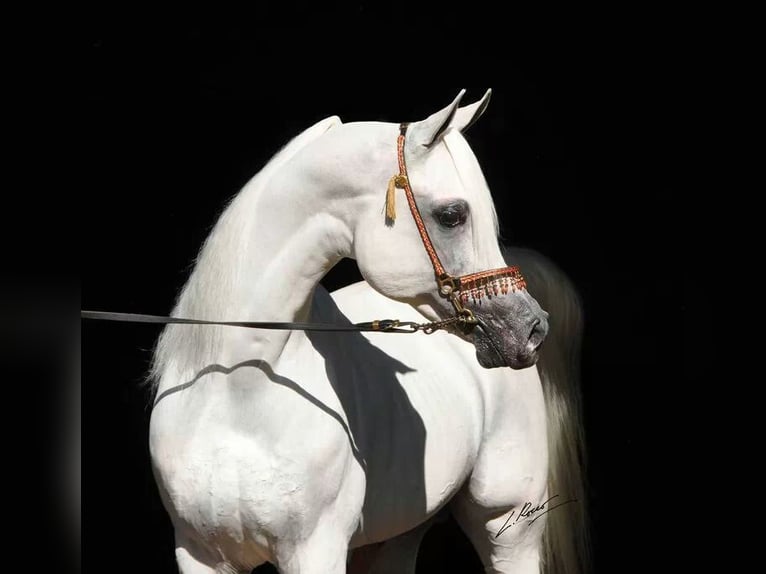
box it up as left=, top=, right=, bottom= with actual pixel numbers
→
left=390, top=123, right=527, bottom=332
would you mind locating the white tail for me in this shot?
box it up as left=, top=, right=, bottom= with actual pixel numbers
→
left=506, top=247, right=590, bottom=574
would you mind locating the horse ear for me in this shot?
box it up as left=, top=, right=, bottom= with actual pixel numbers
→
left=451, top=89, right=492, bottom=133
left=408, top=89, right=466, bottom=148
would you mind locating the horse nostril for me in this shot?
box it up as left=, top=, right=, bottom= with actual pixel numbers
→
left=527, top=319, right=546, bottom=351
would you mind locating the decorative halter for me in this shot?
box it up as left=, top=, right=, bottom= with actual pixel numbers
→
left=386, top=123, right=527, bottom=333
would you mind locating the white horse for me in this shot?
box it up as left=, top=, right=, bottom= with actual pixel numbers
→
left=149, top=90, right=587, bottom=573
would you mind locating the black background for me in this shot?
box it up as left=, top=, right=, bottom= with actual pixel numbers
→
left=82, top=32, right=685, bottom=573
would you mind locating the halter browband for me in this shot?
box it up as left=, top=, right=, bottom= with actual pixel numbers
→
left=393, top=123, right=527, bottom=331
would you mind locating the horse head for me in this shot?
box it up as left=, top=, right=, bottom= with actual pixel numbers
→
left=347, top=89, right=549, bottom=369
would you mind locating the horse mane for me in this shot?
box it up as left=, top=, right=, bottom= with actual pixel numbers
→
left=148, top=116, right=341, bottom=393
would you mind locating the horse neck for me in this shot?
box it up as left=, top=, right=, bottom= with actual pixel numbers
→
left=186, top=155, right=352, bottom=333
left=155, top=121, right=368, bottom=383
left=238, top=185, right=350, bottom=321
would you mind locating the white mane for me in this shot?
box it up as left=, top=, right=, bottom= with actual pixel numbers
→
left=149, top=116, right=341, bottom=390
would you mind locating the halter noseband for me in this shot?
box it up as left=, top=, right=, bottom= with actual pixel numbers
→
left=391, top=123, right=527, bottom=333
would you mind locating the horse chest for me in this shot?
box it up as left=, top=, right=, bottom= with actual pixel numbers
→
left=151, top=371, right=364, bottom=549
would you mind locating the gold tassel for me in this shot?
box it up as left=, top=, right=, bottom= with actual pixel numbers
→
left=386, top=174, right=407, bottom=222
left=386, top=175, right=397, bottom=221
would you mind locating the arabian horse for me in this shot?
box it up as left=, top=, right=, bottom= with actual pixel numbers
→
left=149, top=90, right=587, bottom=573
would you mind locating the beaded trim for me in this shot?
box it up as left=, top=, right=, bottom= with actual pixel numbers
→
left=458, top=266, right=527, bottom=304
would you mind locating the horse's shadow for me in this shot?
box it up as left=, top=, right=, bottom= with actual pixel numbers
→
left=305, top=287, right=428, bottom=547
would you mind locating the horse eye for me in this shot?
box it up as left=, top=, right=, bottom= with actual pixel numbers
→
left=434, top=201, right=469, bottom=229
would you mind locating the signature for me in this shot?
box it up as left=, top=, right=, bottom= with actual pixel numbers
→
left=494, top=495, right=577, bottom=538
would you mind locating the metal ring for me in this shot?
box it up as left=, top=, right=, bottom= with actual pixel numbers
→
left=438, top=275, right=457, bottom=297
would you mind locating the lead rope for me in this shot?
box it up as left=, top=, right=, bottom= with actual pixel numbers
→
left=80, top=310, right=459, bottom=335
